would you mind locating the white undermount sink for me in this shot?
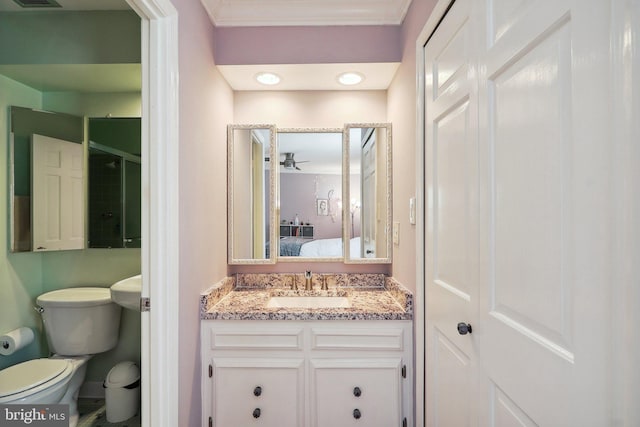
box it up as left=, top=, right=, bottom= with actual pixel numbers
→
left=267, top=296, right=351, bottom=309
left=110, top=274, right=142, bottom=311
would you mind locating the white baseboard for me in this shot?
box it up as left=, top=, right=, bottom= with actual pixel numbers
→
left=79, top=381, right=105, bottom=399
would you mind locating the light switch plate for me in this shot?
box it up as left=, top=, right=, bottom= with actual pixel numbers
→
left=393, top=221, right=400, bottom=245
left=409, top=197, right=416, bottom=225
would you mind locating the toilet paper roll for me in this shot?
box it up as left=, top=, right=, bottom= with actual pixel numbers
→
left=0, top=327, right=35, bottom=356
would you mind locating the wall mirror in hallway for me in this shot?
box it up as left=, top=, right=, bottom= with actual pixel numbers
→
left=277, top=128, right=344, bottom=261
left=344, top=124, right=392, bottom=263
left=227, top=123, right=392, bottom=264
left=227, top=125, right=278, bottom=264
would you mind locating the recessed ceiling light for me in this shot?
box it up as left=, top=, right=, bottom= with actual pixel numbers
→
left=337, top=72, right=364, bottom=86
left=255, top=72, right=281, bottom=86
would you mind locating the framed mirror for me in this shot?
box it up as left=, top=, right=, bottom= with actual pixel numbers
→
left=227, top=123, right=392, bottom=264
left=9, top=106, right=85, bottom=252
left=227, top=124, right=277, bottom=264
left=277, top=128, right=344, bottom=261
left=344, top=124, right=392, bottom=263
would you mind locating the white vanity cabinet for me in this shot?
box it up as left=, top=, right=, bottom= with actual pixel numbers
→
left=201, top=320, right=413, bottom=427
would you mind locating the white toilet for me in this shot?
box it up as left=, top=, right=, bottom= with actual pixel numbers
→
left=0, top=287, right=121, bottom=427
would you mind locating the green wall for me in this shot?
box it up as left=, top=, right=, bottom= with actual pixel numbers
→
left=0, top=74, right=47, bottom=370
left=0, top=11, right=140, bottom=65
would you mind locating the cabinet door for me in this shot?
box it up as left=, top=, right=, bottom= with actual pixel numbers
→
left=311, top=358, right=402, bottom=427
left=212, top=358, right=304, bottom=427
left=213, top=358, right=304, bottom=427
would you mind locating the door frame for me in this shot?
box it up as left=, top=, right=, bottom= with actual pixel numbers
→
left=125, top=0, right=179, bottom=426
left=415, top=1, right=455, bottom=425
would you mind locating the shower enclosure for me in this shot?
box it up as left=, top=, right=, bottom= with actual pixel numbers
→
left=88, top=118, right=141, bottom=248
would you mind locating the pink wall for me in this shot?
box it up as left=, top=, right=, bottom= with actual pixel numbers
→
left=387, top=0, right=438, bottom=293
left=215, top=25, right=402, bottom=65
left=281, top=173, right=343, bottom=239
left=171, top=0, right=234, bottom=425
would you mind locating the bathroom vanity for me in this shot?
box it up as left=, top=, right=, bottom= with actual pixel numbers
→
left=200, top=274, right=413, bottom=427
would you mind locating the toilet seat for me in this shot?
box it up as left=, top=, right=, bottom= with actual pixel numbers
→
left=0, top=358, right=73, bottom=402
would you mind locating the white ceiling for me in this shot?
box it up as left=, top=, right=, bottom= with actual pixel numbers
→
left=201, top=0, right=413, bottom=27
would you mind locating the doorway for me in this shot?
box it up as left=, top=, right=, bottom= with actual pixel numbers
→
left=124, top=1, right=179, bottom=426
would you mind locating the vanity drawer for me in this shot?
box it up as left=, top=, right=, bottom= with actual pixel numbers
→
left=310, top=327, right=405, bottom=351
left=211, top=358, right=304, bottom=427
left=205, top=323, right=304, bottom=350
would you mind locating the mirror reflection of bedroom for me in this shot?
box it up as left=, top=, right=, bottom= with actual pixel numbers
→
left=278, top=130, right=344, bottom=259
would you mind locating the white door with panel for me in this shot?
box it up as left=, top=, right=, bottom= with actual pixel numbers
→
left=32, top=133, right=85, bottom=251
left=424, top=0, right=612, bottom=425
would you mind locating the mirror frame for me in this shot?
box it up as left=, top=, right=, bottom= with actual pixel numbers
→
left=227, top=123, right=392, bottom=265
left=344, top=123, right=393, bottom=264
left=277, top=127, right=344, bottom=263
left=227, top=124, right=278, bottom=265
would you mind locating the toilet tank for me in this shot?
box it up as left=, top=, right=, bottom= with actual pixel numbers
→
left=36, top=287, right=122, bottom=356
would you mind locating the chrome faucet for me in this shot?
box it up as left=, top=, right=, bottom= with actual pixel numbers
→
left=304, top=271, right=313, bottom=290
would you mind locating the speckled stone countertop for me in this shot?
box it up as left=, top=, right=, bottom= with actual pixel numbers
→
left=200, top=273, right=413, bottom=321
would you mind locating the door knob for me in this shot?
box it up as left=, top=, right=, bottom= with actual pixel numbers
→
left=253, top=386, right=262, bottom=396
left=457, top=322, right=472, bottom=335
left=252, top=408, right=261, bottom=418
left=353, top=409, right=361, bottom=419
left=353, top=386, right=362, bottom=397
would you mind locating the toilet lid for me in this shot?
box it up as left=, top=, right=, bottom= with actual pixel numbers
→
left=0, top=359, right=70, bottom=398
left=37, top=287, right=112, bottom=308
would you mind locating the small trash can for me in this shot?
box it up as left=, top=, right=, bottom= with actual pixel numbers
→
left=104, top=361, right=140, bottom=423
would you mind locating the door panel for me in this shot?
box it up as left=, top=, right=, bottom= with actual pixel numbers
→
left=32, top=133, right=84, bottom=251
left=478, top=0, right=610, bottom=425
left=425, top=0, right=478, bottom=425
left=425, top=0, right=611, bottom=425
left=433, top=329, right=472, bottom=427
left=490, top=19, right=573, bottom=350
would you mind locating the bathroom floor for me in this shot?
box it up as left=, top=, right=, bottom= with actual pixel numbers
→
left=78, top=398, right=141, bottom=427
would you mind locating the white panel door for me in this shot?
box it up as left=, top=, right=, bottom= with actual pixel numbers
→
left=424, top=0, right=612, bottom=425
left=32, top=134, right=85, bottom=251
left=477, top=0, right=611, bottom=425
left=424, top=0, right=479, bottom=425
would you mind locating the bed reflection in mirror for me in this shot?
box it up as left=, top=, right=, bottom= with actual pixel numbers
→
left=278, top=129, right=344, bottom=260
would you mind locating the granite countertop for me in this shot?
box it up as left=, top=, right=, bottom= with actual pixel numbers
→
left=200, top=273, right=413, bottom=321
